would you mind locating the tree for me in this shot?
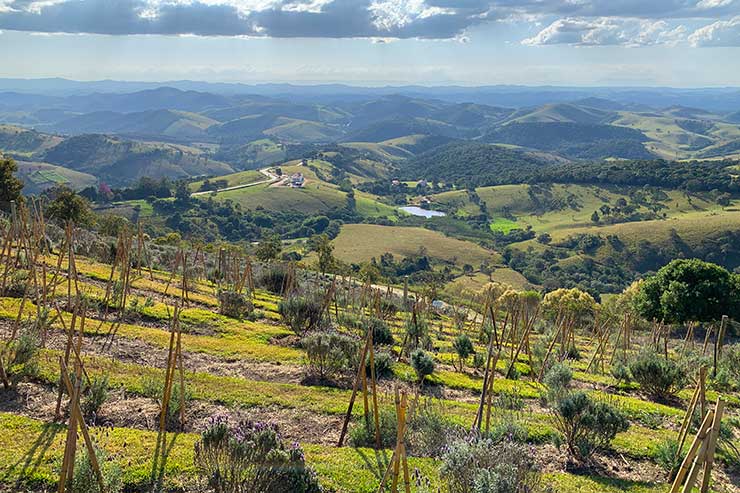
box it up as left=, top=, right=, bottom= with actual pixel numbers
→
left=0, top=157, right=23, bottom=212
left=255, top=235, right=282, bottom=262
left=310, top=234, right=335, bottom=274
left=634, top=259, right=740, bottom=323
left=590, top=211, right=600, bottom=223
left=45, top=186, right=93, bottom=226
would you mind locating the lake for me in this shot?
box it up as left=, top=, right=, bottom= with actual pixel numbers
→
left=399, top=206, right=447, bottom=218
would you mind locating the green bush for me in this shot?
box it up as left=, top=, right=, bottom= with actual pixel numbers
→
left=543, top=362, right=572, bottom=402
left=452, top=334, right=474, bottom=371
left=366, top=350, right=394, bottom=379
left=81, top=374, right=110, bottom=419
left=70, top=447, right=123, bottom=493
left=405, top=316, right=430, bottom=351
left=716, top=344, right=740, bottom=391
left=279, top=295, right=325, bottom=335
left=472, top=352, right=485, bottom=372
left=495, top=388, right=525, bottom=411
left=655, top=438, right=681, bottom=476
left=363, top=317, right=394, bottom=346
left=440, top=437, right=542, bottom=493
left=349, top=408, right=397, bottom=449
left=301, top=331, right=359, bottom=382
left=411, top=349, right=435, bottom=383
left=217, top=290, right=254, bottom=319
left=551, top=391, right=629, bottom=461
left=407, top=400, right=462, bottom=458
left=629, top=351, right=687, bottom=399
left=195, top=416, right=321, bottom=493
left=257, top=264, right=289, bottom=294
left=0, top=326, right=40, bottom=389
left=139, top=376, right=191, bottom=431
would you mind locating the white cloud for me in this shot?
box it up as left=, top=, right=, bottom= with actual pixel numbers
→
left=522, top=17, right=687, bottom=46
left=689, top=15, right=740, bottom=45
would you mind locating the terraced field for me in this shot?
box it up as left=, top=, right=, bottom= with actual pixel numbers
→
left=0, top=225, right=740, bottom=493
left=1, top=244, right=738, bottom=492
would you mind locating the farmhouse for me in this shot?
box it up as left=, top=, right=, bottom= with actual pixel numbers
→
left=290, top=172, right=305, bottom=187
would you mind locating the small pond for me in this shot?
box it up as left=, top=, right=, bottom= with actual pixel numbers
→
left=399, top=206, right=447, bottom=218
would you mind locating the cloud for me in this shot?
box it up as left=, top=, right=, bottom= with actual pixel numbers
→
left=689, top=15, right=740, bottom=45
left=0, top=0, right=737, bottom=39
left=522, top=17, right=687, bottom=46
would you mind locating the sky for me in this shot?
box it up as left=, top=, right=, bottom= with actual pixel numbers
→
left=0, top=0, right=739, bottom=87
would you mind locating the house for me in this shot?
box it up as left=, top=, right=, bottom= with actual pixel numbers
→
left=391, top=179, right=401, bottom=186
left=290, top=173, right=305, bottom=187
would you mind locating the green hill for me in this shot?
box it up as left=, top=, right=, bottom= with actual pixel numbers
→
left=398, top=141, right=552, bottom=186
left=0, top=124, right=62, bottom=156
left=505, top=103, right=615, bottom=124
left=483, top=122, right=651, bottom=159
left=52, top=109, right=218, bottom=141
left=41, top=134, right=233, bottom=185
left=15, top=160, right=97, bottom=193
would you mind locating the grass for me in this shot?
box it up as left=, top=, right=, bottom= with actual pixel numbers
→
left=189, top=169, right=265, bottom=191
left=489, top=217, right=520, bottom=233
left=330, top=224, right=502, bottom=267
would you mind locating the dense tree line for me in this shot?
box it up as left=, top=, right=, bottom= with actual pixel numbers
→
left=400, top=141, right=740, bottom=192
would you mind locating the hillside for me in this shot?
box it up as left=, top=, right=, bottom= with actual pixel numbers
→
left=398, top=141, right=553, bottom=186
left=50, top=109, right=218, bottom=141
left=0, top=124, right=62, bottom=156
left=484, top=122, right=652, bottom=159
left=14, top=160, right=97, bottom=193
left=504, top=103, right=615, bottom=124
left=41, top=134, right=233, bottom=185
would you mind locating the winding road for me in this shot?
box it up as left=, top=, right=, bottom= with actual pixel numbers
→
left=191, top=167, right=280, bottom=197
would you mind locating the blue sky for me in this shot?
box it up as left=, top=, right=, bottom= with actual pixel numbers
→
left=0, top=0, right=739, bottom=86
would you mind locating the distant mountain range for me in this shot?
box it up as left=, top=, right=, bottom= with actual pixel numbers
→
left=1, top=82, right=740, bottom=190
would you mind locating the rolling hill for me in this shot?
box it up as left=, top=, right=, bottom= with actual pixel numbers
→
left=14, top=160, right=97, bottom=193
left=41, top=134, right=233, bottom=185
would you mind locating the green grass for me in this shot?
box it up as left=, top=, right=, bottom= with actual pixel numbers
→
left=489, top=217, right=520, bottom=233
left=330, top=223, right=502, bottom=267
left=189, top=169, right=265, bottom=191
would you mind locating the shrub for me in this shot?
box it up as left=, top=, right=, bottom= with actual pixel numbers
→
left=440, top=437, right=542, bottom=493
left=195, top=416, right=321, bottom=493
left=610, top=361, right=632, bottom=386
left=452, top=334, right=474, bottom=371
left=495, top=388, right=525, bottom=411
left=366, top=350, right=394, bottom=379
left=407, top=400, right=462, bottom=458
left=655, top=438, right=681, bottom=476
left=301, top=332, right=359, bottom=381
left=0, top=326, right=40, bottom=389
left=716, top=344, right=740, bottom=391
left=472, top=352, right=485, bottom=372
left=139, top=377, right=192, bottom=431
left=217, top=290, right=254, bottom=319
left=70, top=447, right=123, bottom=493
left=257, top=264, right=288, bottom=294
left=551, top=391, right=629, bottom=461
left=405, top=316, right=430, bottom=351
left=279, top=295, right=325, bottom=335
left=82, top=374, right=109, bottom=419
left=363, top=317, right=394, bottom=346
left=487, top=416, right=529, bottom=444
left=543, top=362, right=572, bottom=403
left=629, top=351, right=687, bottom=399
left=349, top=408, right=397, bottom=449
left=411, top=349, right=435, bottom=383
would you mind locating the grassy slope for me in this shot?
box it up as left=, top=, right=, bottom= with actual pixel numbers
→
left=331, top=223, right=502, bottom=266
left=188, top=169, right=264, bottom=191
left=208, top=162, right=397, bottom=217
left=15, top=160, right=97, bottom=192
